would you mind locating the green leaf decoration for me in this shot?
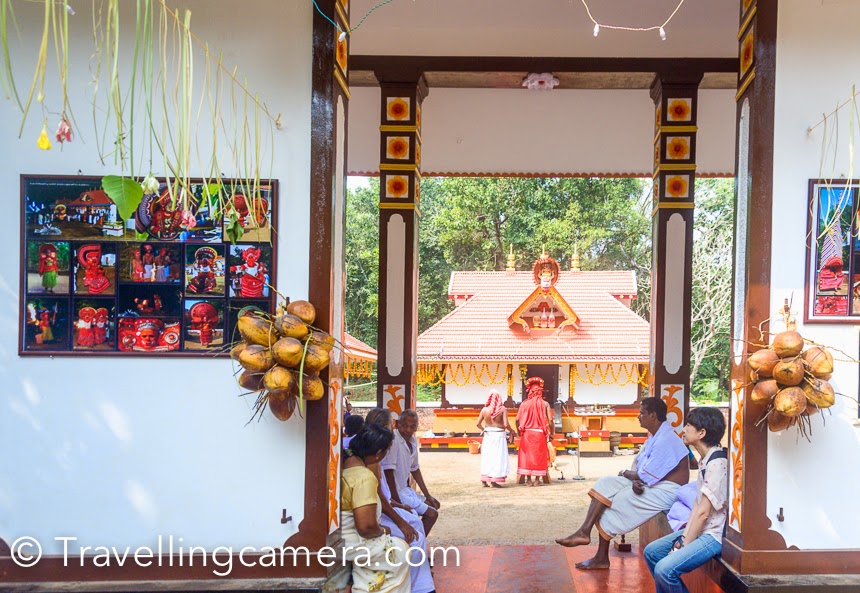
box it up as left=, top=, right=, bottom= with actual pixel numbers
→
left=225, top=211, right=244, bottom=244
left=205, top=183, right=221, bottom=198
left=102, top=176, right=144, bottom=222
left=135, top=231, right=150, bottom=241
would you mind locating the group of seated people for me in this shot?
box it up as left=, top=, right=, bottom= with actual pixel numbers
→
left=555, top=396, right=728, bottom=593
left=338, top=409, right=439, bottom=593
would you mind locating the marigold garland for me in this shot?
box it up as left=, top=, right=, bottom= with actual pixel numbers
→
left=417, top=362, right=507, bottom=387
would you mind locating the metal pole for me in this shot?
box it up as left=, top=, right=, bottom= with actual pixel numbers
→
left=572, top=425, right=585, bottom=481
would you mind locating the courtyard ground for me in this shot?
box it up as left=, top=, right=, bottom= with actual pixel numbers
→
left=419, top=451, right=647, bottom=547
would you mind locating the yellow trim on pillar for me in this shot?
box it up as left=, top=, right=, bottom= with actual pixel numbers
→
left=651, top=202, right=695, bottom=217
left=333, top=69, right=351, bottom=99
left=738, top=6, right=757, bottom=39
left=380, top=163, right=421, bottom=175
left=334, top=2, right=349, bottom=29
left=380, top=125, right=422, bottom=144
left=653, top=164, right=697, bottom=177
left=736, top=70, right=755, bottom=102
left=379, top=202, right=421, bottom=217
left=654, top=125, right=699, bottom=145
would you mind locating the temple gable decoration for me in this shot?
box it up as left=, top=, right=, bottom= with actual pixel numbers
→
left=508, top=254, right=579, bottom=334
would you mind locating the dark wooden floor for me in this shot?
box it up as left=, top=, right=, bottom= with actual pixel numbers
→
left=433, top=545, right=656, bottom=593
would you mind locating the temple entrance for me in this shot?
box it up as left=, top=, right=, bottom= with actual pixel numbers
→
left=521, top=364, right=559, bottom=406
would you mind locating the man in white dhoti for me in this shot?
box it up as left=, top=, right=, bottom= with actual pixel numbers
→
left=556, top=397, right=690, bottom=570
left=476, top=390, right=516, bottom=487
left=382, top=409, right=441, bottom=536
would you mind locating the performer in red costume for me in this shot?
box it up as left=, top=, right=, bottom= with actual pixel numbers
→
left=38, top=244, right=60, bottom=293
left=516, top=377, right=552, bottom=486
left=230, top=246, right=266, bottom=298
left=189, top=302, right=219, bottom=347
left=78, top=244, right=111, bottom=294
left=76, top=307, right=96, bottom=347
left=94, top=307, right=109, bottom=345
left=132, top=249, right=146, bottom=282
left=187, top=247, right=218, bottom=294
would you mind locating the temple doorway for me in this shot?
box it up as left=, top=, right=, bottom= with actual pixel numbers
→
left=521, top=364, right=559, bottom=406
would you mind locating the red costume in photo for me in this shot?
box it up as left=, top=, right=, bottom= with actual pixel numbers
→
left=76, top=307, right=96, bottom=347
left=188, top=247, right=218, bottom=294
left=516, top=377, right=550, bottom=477
left=190, top=302, right=219, bottom=346
left=38, top=244, right=60, bottom=293
left=94, top=307, right=109, bottom=344
left=132, top=249, right=146, bottom=282
left=231, top=247, right=266, bottom=298
left=78, top=244, right=111, bottom=294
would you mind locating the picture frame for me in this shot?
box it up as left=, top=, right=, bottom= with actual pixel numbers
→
left=19, top=174, right=278, bottom=356
left=805, top=179, right=860, bottom=323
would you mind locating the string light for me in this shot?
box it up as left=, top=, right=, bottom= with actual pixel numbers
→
left=312, top=0, right=400, bottom=40
left=581, top=0, right=687, bottom=40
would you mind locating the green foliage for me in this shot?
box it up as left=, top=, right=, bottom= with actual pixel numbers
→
left=101, top=175, right=143, bottom=221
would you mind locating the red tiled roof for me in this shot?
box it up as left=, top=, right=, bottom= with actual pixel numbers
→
left=68, top=189, right=114, bottom=207
left=344, top=331, right=377, bottom=362
left=418, top=271, right=649, bottom=363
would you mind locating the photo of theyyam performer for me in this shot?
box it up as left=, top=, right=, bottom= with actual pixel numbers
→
left=516, top=376, right=553, bottom=486
left=476, top=389, right=517, bottom=487
left=556, top=396, right=689, bottom=570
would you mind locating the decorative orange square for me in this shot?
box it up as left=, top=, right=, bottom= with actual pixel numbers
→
left=654, top=144, right=660, bottom=169
left=740, top=30, right=754, bottom=77
left=335, top=31, right=348, bottom=74
left=385, top=175, right=409, bottom=198
left=416, top=104, right=422, bottom=130
left=654, top=105, right=662, bottom=133
left=415, top=143, right=421, bottom=168
left=666, top=136, right=691, bottom=160
left=415, top=181, right=421, bottom=205
left=666, top=98, right=692, bottom=122
left=665, top=175, right=690, bottom=198
left=386, top=97, right=410, bottom=121
left=386, top=136, right=410, bottom=160
left=653, top=179, right=660, bottom=202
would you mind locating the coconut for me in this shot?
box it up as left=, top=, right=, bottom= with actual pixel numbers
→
left=238, top=315, right=277, bottom=346
left=230, top=342, right=247, bottom=361
left=302, top=343, right=331, bottom=373
left=772, top=331, right=804, bottom=358
left=801, top=402, right=820, bottom=416
left=263, top=365, right=298, bottom=392
left=238, top=370, right=265, bottom=391
left=272, top=337, right=304, bottom=367
left=267, top=389, right=297, bottom=421
left=772, top=358, right=805, bottom=386
left=768, top=409, right=796, bottom=432
left=275, top=314, right=309, bottom=340
left=803, top=346, right=834, bottom=377
left=751, top=379, right=779, bottom=404
left=748, top=349, right=780, bottom=378
left=299, top=372, right=325, bottom=401
left=238, top=344, right=276, bottom=373
left=307, top=330, right=335, bottom=352
left=287, top=300, right=316, bottom=325
left=774, top=386, right=807, bottom=417
left=801, top=378, right=835, bottom=409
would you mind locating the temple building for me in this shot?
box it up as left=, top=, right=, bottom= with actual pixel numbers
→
left=417, top=252, right=650, bottom=452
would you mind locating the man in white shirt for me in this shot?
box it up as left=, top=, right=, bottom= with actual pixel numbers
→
left=382, top=409, right=441, bottom=536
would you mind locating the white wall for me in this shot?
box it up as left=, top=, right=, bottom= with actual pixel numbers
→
left=0, top=1, right=312, bottom=554
left=348, top=87, right=736, bottom=176
left=444, top=363, right=509, bottom=406
left=767, top=0, right=860, bottom=550
left=569, top=364, right=639, bottom=406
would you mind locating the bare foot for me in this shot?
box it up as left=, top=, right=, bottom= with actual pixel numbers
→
left=555, top=533, right=591, bottom=547
left=490, top=482, right=503, bottom=488
left=482, top=481, right=488, bottom=487
left=533, top=480, right=543, bottom=486
left=575, top=557, right=610, bottom=570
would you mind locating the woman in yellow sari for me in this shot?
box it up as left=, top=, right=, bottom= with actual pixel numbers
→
left=341, top=423, right=411, bottom=593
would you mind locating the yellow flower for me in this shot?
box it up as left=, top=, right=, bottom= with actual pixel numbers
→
left=666, top=176, right=688, bottom=197
left=386, top=176, right=408, bottom=198
left=387, top=98, right=409, bottom=121
left=667, top=99, right=691, bottom=121
left=667, top=137, right=690, bottom=160
left=37, top=124, right=51, bottom=150
left=387, top=137, right=409, bottom=160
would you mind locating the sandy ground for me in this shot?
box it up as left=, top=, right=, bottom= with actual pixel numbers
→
left=418, top=451, right=648, bottom=547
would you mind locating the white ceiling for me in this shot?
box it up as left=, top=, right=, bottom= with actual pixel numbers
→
left=348, top=0, right=739, bottom=58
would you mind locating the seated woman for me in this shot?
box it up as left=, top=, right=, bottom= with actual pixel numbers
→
left=643, top=407, right=728, bottom=593
left=365, top=408, right=435, bottom=593
left=341, top=424, right=411, bottom=593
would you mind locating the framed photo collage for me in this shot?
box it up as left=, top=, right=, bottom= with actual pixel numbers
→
left=20, top=175, right=277, bottom=356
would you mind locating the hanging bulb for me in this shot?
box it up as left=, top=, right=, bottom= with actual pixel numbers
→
left=593, top=23, right=600, bottom=37
left=659, top=27, right=666, bottom=41
left=338, top=30, right=347, bottom=42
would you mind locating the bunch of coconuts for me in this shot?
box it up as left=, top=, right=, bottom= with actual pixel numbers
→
left=748, top=329, right=835, bottom=433
left=231, top=300, right=334, bottom=422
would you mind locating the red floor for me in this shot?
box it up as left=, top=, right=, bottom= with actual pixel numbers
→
left=433, top=545, right=656, bottom=593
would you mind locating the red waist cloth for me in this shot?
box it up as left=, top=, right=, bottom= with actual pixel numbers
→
left=517, top=431, right=549, bottom=476
left=819, top=267, right=845, bottom=291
